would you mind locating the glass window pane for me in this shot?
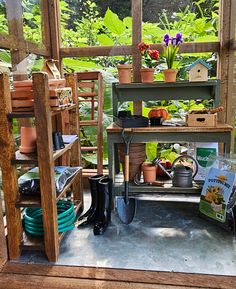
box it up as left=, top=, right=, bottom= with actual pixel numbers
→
left=22, top=0, right=42, bottom=43
left=142, top=0, right=219, bottom=43
left=60, top=0, right=131, bottom=47
left=0, top=0, right=8, bottom=33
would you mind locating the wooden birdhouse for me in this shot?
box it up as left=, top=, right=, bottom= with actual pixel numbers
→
left=187, top=59, right=211, bottom=82
left=42, top=59, right=61, bottom=79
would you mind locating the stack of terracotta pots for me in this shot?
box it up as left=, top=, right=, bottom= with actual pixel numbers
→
left=118, top=143, right=146, bottom=181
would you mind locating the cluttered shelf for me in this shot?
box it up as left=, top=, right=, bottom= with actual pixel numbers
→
left=12, top=137, right=78, bottom=165
left=113, top=172, right=202, bottom=195
left=21, top=199, right=83, bottom=250
left=7, top=104, right=77, bottom=120
left=15, top=168, right=82, bottom=208
left=106, top=122, right=233, bottom=133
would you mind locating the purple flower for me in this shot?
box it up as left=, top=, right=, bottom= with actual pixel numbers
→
left=176, top=33, right=183, bottom=45
left=171, top=37, right=177, bottom=46
left=163, top=33, right=170, bottom=46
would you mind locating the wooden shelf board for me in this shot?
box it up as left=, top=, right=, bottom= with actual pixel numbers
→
left=56, top=169, right=82, bottom=200
left=21, top=231, right=44, bottom=251
left=15, top=195, right=41, bottom=208
left=7, top=111, right=35, bottom=119
left=12, top=150, right=38, bottom=165
left=114, top=80, right=219, bottom=89
left=113, top=173, right=202, bottom=194
left=53, top=138, right=78, bottom=161
left=12, top=138, right=78, bottom=165
left=51, top=104, right=77, bottom=116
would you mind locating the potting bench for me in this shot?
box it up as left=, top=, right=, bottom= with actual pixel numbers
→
left=107, top=80, right=233, bottom=195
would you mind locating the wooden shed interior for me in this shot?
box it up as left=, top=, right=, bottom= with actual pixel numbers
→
left=0, top=0, right=236, bottom=288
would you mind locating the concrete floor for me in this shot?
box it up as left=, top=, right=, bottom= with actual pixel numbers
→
left=18, top=193, right=236, bottom=276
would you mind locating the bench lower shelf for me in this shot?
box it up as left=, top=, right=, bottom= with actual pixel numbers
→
left=113, top=173, right=203, bottom=195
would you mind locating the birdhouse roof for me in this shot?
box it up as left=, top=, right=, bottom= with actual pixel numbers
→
left=187, top=59, right=212, bottom=70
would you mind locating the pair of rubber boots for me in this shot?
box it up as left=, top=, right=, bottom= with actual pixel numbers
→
left=78, top=174, right=112, bottom=235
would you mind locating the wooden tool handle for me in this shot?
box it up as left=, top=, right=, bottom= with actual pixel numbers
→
left=124, top=155, right=129, bottom=182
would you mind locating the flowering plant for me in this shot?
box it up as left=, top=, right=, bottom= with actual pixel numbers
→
left=162, top=33, right=183, bottom=69
left=138, top=42, right=159, bottom=68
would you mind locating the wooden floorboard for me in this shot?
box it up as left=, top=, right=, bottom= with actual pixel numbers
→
left=1, top=262, right=236, bottom=289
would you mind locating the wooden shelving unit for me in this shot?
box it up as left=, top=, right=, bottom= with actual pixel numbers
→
left=0, top=72, right=83, bottom=262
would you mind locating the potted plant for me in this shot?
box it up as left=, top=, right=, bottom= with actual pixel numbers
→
left=138, top=42, right=159, bottom=83
left=162, top=33, right=183, bottom=82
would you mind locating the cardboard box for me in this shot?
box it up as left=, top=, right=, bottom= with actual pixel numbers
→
left=186, top=113, right=217, bottom=127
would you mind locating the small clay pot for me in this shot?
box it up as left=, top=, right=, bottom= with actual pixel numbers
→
left=117, top=64, right=132, bottom=84
left=19, top=127, right=37, bottom=154
left=163, top=69, right=178, bottom=83
left=140, top=68, right=155, bottom=83
left=142, top=162, right=156, bottom=183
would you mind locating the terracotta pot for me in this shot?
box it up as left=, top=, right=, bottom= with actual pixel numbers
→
left=118, top=143, right=146, bottom=181
left=117, top=64, right=132, bottom=84
left=163, top=69, right=178, bottom=83
left=19, top=127, right=37, bottom=154
left=140, top=68, right=155, bottom=83
left=142, top=162, right=156, bottom=183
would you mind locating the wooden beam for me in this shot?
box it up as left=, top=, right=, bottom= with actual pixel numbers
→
left=217, top=0, right=232, bottom=123
left=6, top=0, right=28, bottom=81
left=0, top=73, right=22, bottom=260
left=132, top=0, right=142, bottom=115
left=33, top=72, right=59, bottom=262
left=40, top=0, right=51, bottom=54
left=60, top=42, right=220, bottom=58
left=0, top=33, right=50, bottom=56
left=2, top=262, right=236, bottom=289
left=60, top=45, right=132, bottom=58
left=47, top=0, right=61, bottom=70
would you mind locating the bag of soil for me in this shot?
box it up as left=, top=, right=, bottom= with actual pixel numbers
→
left=18, top=166, right=81, bottom=196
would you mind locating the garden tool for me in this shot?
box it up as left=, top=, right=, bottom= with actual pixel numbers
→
left=117, top=129, right=137, bottom=224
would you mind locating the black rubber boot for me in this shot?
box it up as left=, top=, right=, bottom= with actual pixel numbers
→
left=77, top=174, right=104, bottom=226
left=93, top=176, right=112, bottom=235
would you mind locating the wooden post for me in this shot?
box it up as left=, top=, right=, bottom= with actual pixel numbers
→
left=40, top=0, right=52, bottom=54
left=217, top=0, right=236, bottom=151
left=0, top=194, right=8, bottom=269
left=47, top=0, right=62, bottom=72
left=5, top=0, right=28, bottom=81
left=0, top=73, right=22, bottom=260
left=33, top=72, right=59, bottom=262
left=132, top=0, right=142, bottom=115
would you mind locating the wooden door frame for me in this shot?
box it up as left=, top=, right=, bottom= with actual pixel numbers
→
left=0, top=0, right=236, bottom=286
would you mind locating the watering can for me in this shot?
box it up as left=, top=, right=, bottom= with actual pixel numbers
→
left=152, top=155, right=198, bottom=188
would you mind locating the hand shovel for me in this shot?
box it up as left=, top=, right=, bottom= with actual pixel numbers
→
left=117, top=129, right=136, bottom=224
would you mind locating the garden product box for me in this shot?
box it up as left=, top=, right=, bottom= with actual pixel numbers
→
left=50, top=87, right=73, bottom=107
left=191, top=142, right=218, bottom=181
left=186, top=113, right=217, bottom=127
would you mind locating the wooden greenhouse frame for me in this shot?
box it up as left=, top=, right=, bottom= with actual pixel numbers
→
left=0, top=0, right=236, bottom=288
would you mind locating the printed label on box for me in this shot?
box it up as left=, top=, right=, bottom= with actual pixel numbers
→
left=199, top=167, right=235, bottom=223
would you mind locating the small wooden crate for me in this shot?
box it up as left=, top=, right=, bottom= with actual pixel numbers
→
left=186, top=113, right=217, bottom=127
